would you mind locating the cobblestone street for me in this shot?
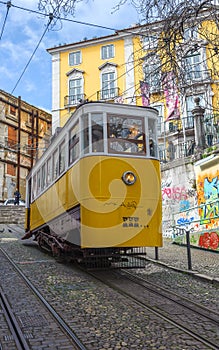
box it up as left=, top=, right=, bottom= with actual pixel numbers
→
left=0, top=224, right=218, bottom=349
left=146, top=238, right=219, bottom=281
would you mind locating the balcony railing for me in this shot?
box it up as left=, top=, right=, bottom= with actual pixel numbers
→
left=159, top=139, right=196, bottom=162
left=97, top=87, right=119, bottom=101
left=64, top=94, right=86, bottom=107
left=158, top=113, right=219, bottom=163
left=184, top=69, right=211, bottom=83
left=204, top=113, right=219, bottom=146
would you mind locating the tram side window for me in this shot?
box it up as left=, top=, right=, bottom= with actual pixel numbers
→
left=107, top=115, right=145, bottom=154
left=69, top=121, right=79, bottom=165
left=91, top=114, right=104, bottom=152
left=37, top=169, right=41, bottom=195
left=52, top=149, right=59, bottom=180
left=32, top=174, right=37, bottom=200
left=148, top=118, right=157, bottom=157
left=47, top=157, right=52, bottom=185
left=41, top=163, right=46, bottom=189
left=59, top=139, right=66, bottom=174
left=81, top=114, right=89, bottom=154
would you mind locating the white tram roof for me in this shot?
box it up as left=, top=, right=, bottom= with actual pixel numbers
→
left=28, top=101, right=158, bottom=178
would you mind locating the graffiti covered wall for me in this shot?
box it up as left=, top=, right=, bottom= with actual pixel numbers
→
left=162, top=155, right=219, bottom=251
left=194, top=155, right=219, bottom=251
left=171, top=155, right=219, bottom=251
left=161, top=161, right=197, bottom=237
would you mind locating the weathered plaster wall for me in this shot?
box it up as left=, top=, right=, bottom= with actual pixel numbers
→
left=161, top=158, right=197, bottom=236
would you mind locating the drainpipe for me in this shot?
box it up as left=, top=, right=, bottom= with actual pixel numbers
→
left=35, top=110, right=39, bottom=162
left=17, top=96, right=21, bottom=191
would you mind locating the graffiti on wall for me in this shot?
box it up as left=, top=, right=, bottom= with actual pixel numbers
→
left=197, top=172, right=219, bottom=226
left=193, top=167, right=219, bottom=250
left=198, top=231, right=219, bottom=250
left=162, top=186, right=189, bottom=201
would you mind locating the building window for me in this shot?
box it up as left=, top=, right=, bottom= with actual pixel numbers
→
left=101, top=44, right=114, bottom=59
left=101, top=72, right=116, bottom=99
left=69, top=51, right=81, bottom=66
left=69, top=78, right=83, bottom=104
left=69, top=121, right=79, bottom=165
left=9, top=105, right=16, bottom=116
left=143, top=34, right=158, bottom=50
left=7, top=164, right=16, bottom=176
left=183, top=53, right=202, bottom=81
left=7, top=126, right=17, bottom=148
left=183, top=27, right=198, bottom=41
left=143, top=61, right=161, bottom=92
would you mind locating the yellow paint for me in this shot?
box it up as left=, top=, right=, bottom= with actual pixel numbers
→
left=59, top=38, right=126, bottom=126
left=51, top=18, right=219, bottom=127
left=28, top=155, right=162, bottom=248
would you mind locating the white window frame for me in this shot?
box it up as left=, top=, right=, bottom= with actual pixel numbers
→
left=69, top=51, right=81, bottom=66
left=143, top=58, right=161, bottom=92
left=101, top=71, right=116, bottom=99
left=183, top=27, right=198, bottom=41
left=69, top=77, right=83, bottom=104
left=183, top=52, right=203, bottom=81
left=101, top=44, right=115, bottom=59
left=142, top=34, right=158, bottom=50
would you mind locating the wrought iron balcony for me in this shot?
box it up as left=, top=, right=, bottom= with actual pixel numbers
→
left=158, top=113, right=219, bottom=163
left=64, top=94, right=86, bottom=107
left=97, top=87, right=119, bottom=101
left=184, top=69, right=211, bottom=83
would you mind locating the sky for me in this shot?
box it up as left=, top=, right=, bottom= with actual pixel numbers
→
left=0, top=0, right=140, bottom=112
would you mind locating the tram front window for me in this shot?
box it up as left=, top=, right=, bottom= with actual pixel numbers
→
left=107, top=115, right=145, bottom=154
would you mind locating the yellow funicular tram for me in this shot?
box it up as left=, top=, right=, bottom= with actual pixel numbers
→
left=24, top=101, right=162, bottom=268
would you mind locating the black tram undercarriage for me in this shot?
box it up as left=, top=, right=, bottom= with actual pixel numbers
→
left=23, top=227, right=147, bottom=269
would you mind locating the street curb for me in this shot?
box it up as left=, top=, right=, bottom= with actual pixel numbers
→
left=145, top=257, right=219, bottom=286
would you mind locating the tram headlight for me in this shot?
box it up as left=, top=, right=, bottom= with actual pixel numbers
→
left=122, top=171, right=136, bottom=185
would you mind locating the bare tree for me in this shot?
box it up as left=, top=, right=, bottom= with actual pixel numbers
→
left=38, top=0, right=219, bottom=114
left=114, top=1, right=219, bottom=114
left=38, top=0, right=84, bottom=17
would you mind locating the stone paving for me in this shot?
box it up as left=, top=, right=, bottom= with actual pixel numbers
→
left=0, top=224, right=218, bottom=350
left=145, top=237, right=219, bottom=280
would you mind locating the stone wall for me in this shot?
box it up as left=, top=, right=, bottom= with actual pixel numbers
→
left=0, top=206, right=25, bottom=224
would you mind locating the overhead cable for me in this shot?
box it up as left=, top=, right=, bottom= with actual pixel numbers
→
left=0, top=1, right=11, bottom=41
left=10, top=13, right=54, bottom=95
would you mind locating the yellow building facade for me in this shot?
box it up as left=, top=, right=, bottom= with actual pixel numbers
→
left=47, top=13, right=219, bottom=250
left=47, top=13, right=219, bottom=158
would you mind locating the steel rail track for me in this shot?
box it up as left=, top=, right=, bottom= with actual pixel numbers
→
left=0, top=287, right=30, bottom=350
left=122, top=270, right=219, bottom=323
left=0, top=247, right=87, bottom=350
left=87, top=269, right=219, bottom=350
